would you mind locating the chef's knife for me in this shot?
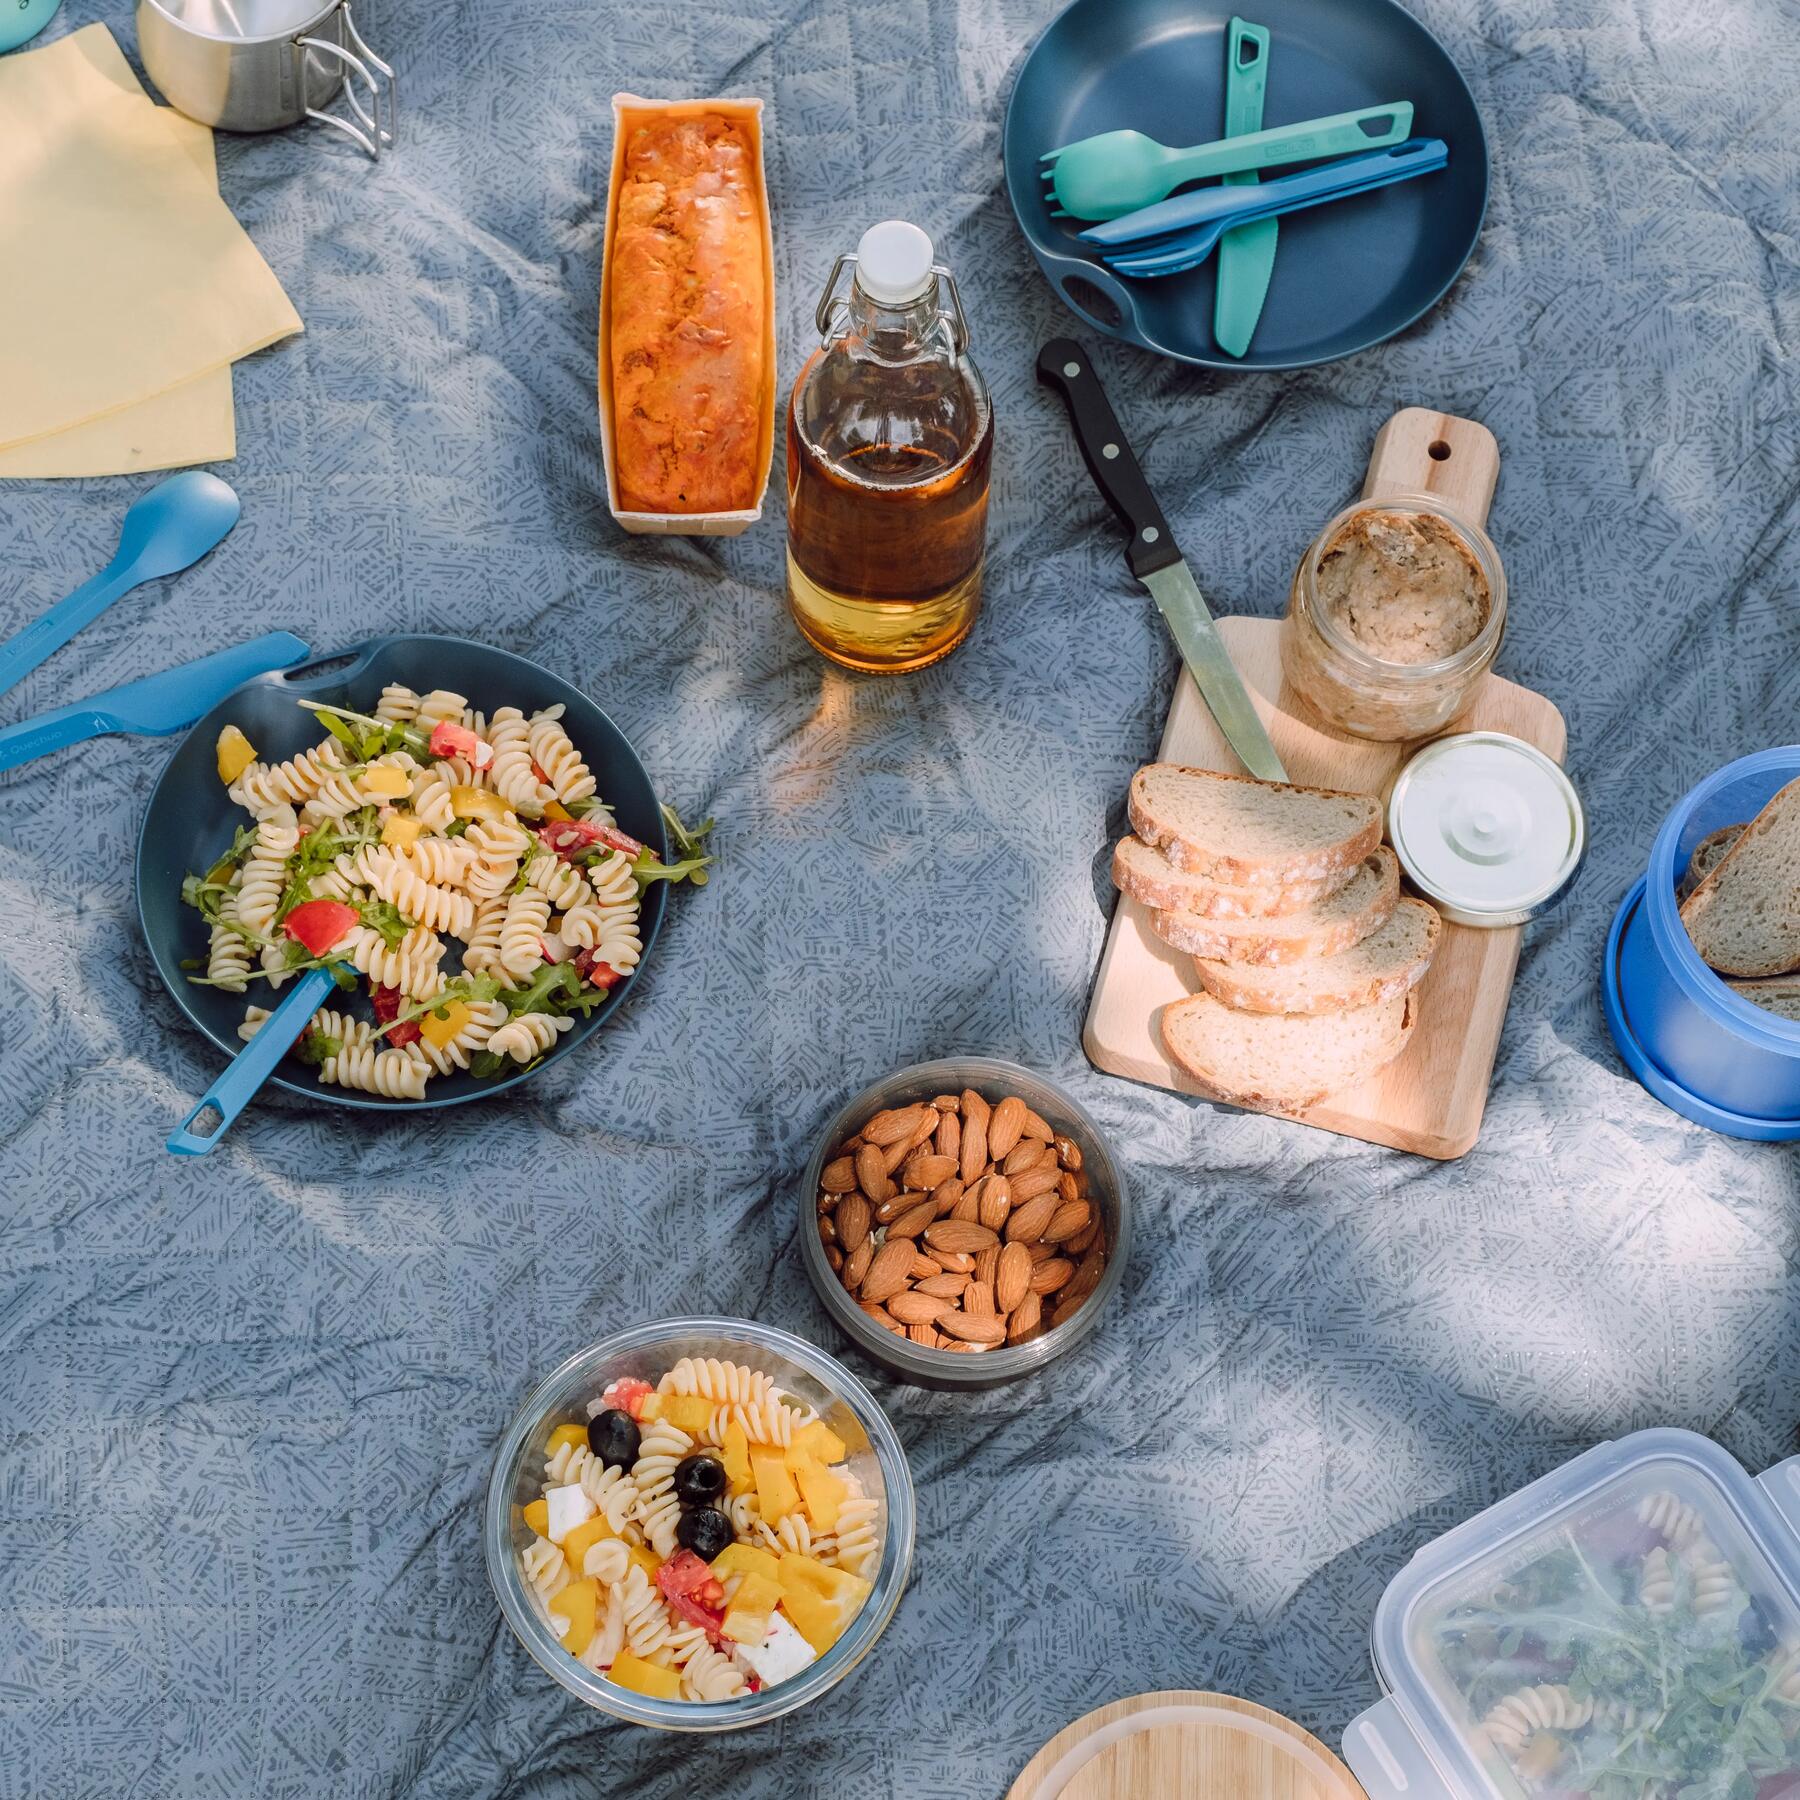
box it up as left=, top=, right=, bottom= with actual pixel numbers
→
left=1215, top=17, right=1278, bottom=359
left=0, top=631, right=309, bottom=773
left=1036, top=338, right=1287, bottom=782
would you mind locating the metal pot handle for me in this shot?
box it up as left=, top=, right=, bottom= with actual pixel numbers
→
left=297, top=2, right=397, bottom=159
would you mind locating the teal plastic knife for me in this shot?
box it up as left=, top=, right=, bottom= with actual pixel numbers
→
left=1216, top=18, right=1277, bottom=358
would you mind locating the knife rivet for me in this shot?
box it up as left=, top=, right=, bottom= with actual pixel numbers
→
left=1062, top=361, right=1081, bottom=378
left=1102, top=443, right=1119, bottom=459
left=1141, top=526, right=1160, bottom=544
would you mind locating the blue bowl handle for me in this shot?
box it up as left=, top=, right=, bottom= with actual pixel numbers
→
left=166, top=964, right=339, bottom=1154
left=266, top=639, right=387, bottom=697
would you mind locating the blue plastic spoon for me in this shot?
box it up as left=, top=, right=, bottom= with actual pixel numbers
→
left=0, top=471, right=241, bottom=699
left=167, top=964, right=342, bottom=1155
left=0, top=632, right=308, bottom=773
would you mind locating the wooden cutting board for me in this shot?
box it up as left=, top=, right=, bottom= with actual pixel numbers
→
left=1007, top=1690, right=1365, bottom=1800
left=1083, top=408, right=1567, bottom=1160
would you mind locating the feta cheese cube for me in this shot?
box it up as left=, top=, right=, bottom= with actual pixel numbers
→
left=544, top=1482, right=596, bottom=1543
left=732, top=1611, right=816, bottom=1687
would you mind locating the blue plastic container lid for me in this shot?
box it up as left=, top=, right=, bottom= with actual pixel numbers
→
left=1603, top=876, right=1800, bottom=1142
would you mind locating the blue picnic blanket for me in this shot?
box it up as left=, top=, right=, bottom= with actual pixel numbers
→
left=3, top=0, right=1800, bottom=1793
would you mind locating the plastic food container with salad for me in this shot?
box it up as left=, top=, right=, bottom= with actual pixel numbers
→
left=1344, top=1427, right=1800, bottom=1799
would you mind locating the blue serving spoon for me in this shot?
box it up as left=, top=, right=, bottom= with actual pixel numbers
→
left=167, top=964, right=344, bottom=1156
left=0, top=471, right=241, bottom=699
left=0, top=632, right=309, bottom=773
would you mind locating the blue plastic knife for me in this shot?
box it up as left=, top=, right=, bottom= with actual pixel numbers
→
left=0, top=631, right=309, bottom=774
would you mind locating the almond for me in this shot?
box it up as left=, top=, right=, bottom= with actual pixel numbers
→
left=842, top=1238, right=873, bottom=1291
left=910, top=1253, right=942, bottom=1280
left=995, top=1241, right=1033, bottom=1313
left=1027, top=1240, right=1056, bottom=1263
left=821, top=1156, right=858, bottom=1193
left=1042, top=1200, right=1090, bottom=1244
left=1058, top=1170, right=1079, bottom=1204
left=924, top=1219, right=998, bottom=1254
left=904, top=1152, right=957, bottom=1191
left=885, top=1200, right=937, bottom=1240
left=1002, top=1139, right=1044, bottom=1176
left=1021, top=1107, right=1055, bottom=1144
left=938, top=1311, right=1006, bottom=1345
left=855, top=1143, right=893, bottom=1204
left=934, top=1110, right=960, bottom=1163
left=859, top=1300, right=905, bottom=1335
left=1053, top=1135, right=1082, bottom=1171
left=1049, top=1292, right=1088, bottom=1329
left=907, top=1323, right=943, bottom=1348
left=879, top=1133, right=915, bottom=1176
left=1004, top=1193, right=1057, bottom=1244
left=864, top=1105, right=927, bottom=1147
left=1064, top=1248, right=1105, bottom=1304
left=941, top=1340, right=991, bottom=1354
left=888, top=1291, right=948, bottom=1326
left=963, top=1281, right=995, bottom=1317
left=1031, top=1256, right=1075, bottom=1295
left=934, top=1249, right=976, bottom=1274
left=916, top=1272, right=969, bottom=1299
left=976, top=1173, right=1012, bottom=1232
left=931, top=1093, right=960, bottom=1111
left=950, top=1186, right=981, bottom=1224
left=1066, top=1217, right=1100, bottom=1256
left=930, top=1177, right=965, bottom=1218
left=973, top=1244, right=1000, bottom=1288
left=988, top=1094, right=1027, bottom=1161
left=818, top=1213, right=838, bottom=1245
left=825, top=1244, right=843, bottom=1273
left=1073, top=1164, right=1089, bottom=1198
left=1009, top=1163, right=1062, bottom=1204
left=835, top=1194, right=871, bottom=1255
left=1006, top=1290, right=1043, bottom=1341
left=958, top=1090, right=990, bottom=1184
left=860, top=1237, right=916, bottom=1304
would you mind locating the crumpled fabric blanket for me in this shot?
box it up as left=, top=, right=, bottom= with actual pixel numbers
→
left=2, top=0, right=1799, bottom=1793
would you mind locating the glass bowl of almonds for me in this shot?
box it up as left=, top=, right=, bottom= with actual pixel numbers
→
left=798, top=1058, right=1129, bottom=1389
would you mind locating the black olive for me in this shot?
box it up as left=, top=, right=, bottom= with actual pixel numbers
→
left=673, top=1453, right=728, bottom=1507
left=677, top=1506, right=735, bottom=1561
left=1740, top=1596, right=1779, bottom=1657
left=587, top=1409, right=640, bottom=1470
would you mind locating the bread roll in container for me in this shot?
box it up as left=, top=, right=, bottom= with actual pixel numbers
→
left=1344, top=1427, right=1800, bottom=1798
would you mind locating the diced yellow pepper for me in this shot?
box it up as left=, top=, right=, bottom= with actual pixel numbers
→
left=450, top=784, right=509, bottom=822
left=751, top=1449, right=799, bottom=1526
left=658, top=1395, right=714, bottom=1434
left=636, top=1393, right=663, bottom=1421
left=607, top=1650, right=682, bottom=1699
left=546, top=1423, right=587, bottom=1456
left=721, top=1600, right=773, bottom=1648
left=560, top=1515, right=617, bottom=1573
left=215, top=724, right=257, bottom=786
left=777, top=1555, right=873, bottom=1657
left=522, top=1498, right=549, bottom=1538
left=731, top=1570, right=782, bottom=1617
left=380, top=812, right=425, bottom=850
left=776, top=1552, right=869, bottom=1608
left=550, top=1578, right=599, bottom=1656
left=625, top=1543, right=662, bottom=1584
left=796, top=1463, right=847, bottom=1534
left=710, top=1542, right=780, bottom=1585
left=419, top=999, right=473, bottom=1051
left=789, top=1421, right=847, bottom=1466
left=779, top=1585, right=850, bottom=1658
left=544, top=801, right=573, bottom=822
left=722, top=1419, right=752, bottom=1496
left=361, top=764, right=412, bottom=798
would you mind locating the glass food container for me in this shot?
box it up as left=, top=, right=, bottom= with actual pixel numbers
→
left=1344, top=1427, right=1800, bottom=1799
left=1281, top=495, right=1507, bottom=742
left=796, top=1057, right=1130, bottom=1392
left=484, top=1318, right=915, bottom=1731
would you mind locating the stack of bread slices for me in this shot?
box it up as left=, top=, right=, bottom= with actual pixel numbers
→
left=1679, top=777, right=1800, bottom=1019
left=1113, top=763, right=1444, bottom=1113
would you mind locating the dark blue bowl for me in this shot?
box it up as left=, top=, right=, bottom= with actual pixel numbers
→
left=1604, top=748, right=1800, bottom=1132
left=1003, top=0, right=1490, bottom=369
left=136, top=635, right=669, bottom=1111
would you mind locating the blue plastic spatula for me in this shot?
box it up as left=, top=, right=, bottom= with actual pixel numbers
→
left=0, top=632, right=308, bottom=773
left=0, top=471, right=241, bottom=699
left=167, top=964, right=343, bottom=1155
left=1215, top=18, right=1277, bottom=358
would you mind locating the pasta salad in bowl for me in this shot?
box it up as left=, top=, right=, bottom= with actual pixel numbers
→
left=484, top=1319, right=914, bottom=1730
left=137, top=636, right=708, bottom=1109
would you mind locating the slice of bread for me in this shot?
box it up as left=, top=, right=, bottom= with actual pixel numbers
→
left=1192, top=896, right=1442, bottom=1015
left=1152, top=848, right=1399, bottom=967
left=1680, top=779, right=1800, bottom=976
left=1727, top=975, right=1800, bottom=1022
left=1680, top=824, right=1742, bottom=898
left=1112, top=834, right=1356, bottom=919
left=1128, top=763, right=1382, bottom=886
left=1162, top=990, right=1416, bottom=1113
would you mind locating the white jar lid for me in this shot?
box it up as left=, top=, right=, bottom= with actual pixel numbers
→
left=1387, top=730, right=1584, bottom=927
left=855, top=220, right=935, bottom=305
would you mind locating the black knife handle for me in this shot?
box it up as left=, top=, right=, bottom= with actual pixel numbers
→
left=1036, top=337, right=1181, bottom=580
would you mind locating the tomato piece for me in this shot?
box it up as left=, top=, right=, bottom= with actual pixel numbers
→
left=282, top=899, right=359, bottom=957
left=573, top=949, right=624, bottom=990
left=537, top=817, right=607, bottom=861
left=601, top=1377, right=653, bottom=1419
left=368, top=983, right=402, bottom=1023
left=658, top=1552, right=728, bottom=1641
left=386, top=1018, right=422, bottom=1048
left=595, top=824, right=646, bottom=859
left=657, top=1551, right=714, bottom=1599
left=427, top=720, right=480, bottom=761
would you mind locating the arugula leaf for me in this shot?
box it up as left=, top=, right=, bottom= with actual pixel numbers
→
left=357, top=899, right=412, bottom=948
left=631, top=802, right=715, bottom=888
left=298, top=699, right=429, bottom=760
left=371, top=972, right=503, bottom=1040
left=294, top=1030, right=337, bottom=1066
left=313, top=708, right=364, bottom=754
left=502, top=960, right=607, bottom=1020
left=468, top=1049, right=506, bottom=1080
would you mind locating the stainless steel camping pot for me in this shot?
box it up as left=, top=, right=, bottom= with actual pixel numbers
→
left=138, top=0, right=397, bottom=158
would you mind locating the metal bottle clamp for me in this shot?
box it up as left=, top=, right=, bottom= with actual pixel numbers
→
left=813, top=252, right=971, bottom=353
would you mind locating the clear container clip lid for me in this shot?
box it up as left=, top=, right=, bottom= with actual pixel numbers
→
left=1388, top=730, right=1584, bottom=928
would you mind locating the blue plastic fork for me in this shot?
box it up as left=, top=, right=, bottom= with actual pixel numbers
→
left=1084, top=138, right=1448, bottom=278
